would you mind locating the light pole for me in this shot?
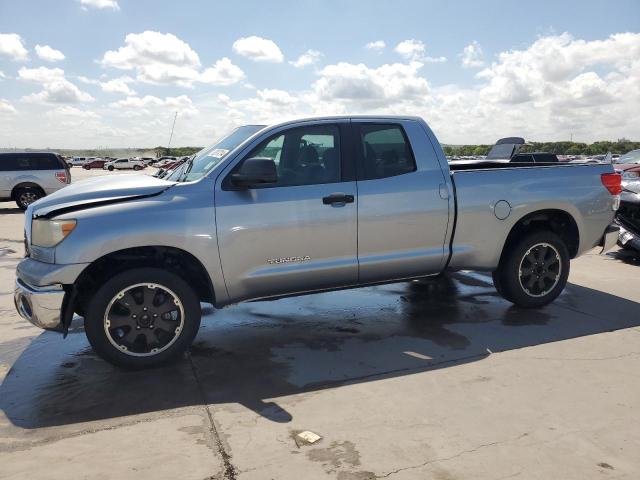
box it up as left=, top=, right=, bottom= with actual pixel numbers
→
left=167, top=111, right=178, bottom=156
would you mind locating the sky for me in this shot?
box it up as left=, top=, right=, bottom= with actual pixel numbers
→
left=0, top=0, right=639, bottom=149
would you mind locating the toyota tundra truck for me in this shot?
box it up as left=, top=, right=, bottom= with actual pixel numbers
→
left=14, top=116, right=621, bottom=368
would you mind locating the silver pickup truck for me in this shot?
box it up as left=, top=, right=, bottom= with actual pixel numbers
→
left=14, top=116, right=621, bottom=368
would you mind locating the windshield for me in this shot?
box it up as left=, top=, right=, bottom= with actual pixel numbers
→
left=179, top=125, right=266, bottom=181
left=614, top=149, right=640, bottom=164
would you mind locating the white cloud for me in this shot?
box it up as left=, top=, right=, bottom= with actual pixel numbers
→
left=394, top=39, right=446, bottom=63
left=476, top=32, right=640, bottom=105
left=101, top=31, right=201, bottom=87
left=461, top=41, right=484, bottom=68
left=216, top=89, right=301, bottom=126
left=77, top=75, right=100, bottom=85
left=18, top=66, right=94, bottom=103
left=3, top=31, right=639, bottom=149
left=232, top=36, right=284, bottom=63
left=18, top=66, right=65, bottom=83
left=289, top=49, right=322, bottom=68
left=200, top=57, right=245, bottom=85
left=45, top=105, right=100, bottom=119
left=110, top=94, right=198, bottom=118
left=79, top=0, right=120, bottom=10
left=35, top=44, right=65, bottom=62
left=0, top=33, right=28, bottom=61
left=100, top=76, right=135, bottom=95
left=0, top=70, right=6, bottom=79
left=312, top=61, right=430, bottom=109
left=365, top=40, right=385, bottom=52
left=22, top=82, right=94, bottom=104
left=0, top=99, right=17, bottom=114
left=211, top=32, right=640, bottom=145
left=433, top=32, right=640, bottom=142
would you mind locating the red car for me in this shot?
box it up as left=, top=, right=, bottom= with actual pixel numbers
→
left=83, top=159, right=107, bottom=170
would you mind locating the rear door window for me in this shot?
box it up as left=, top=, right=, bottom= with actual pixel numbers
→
left=355, top=124, right=416, bottom=180
left=33, top=154, right=64, bottom=170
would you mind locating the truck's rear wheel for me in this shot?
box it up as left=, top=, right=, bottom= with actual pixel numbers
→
left=84, top=268, right=201, bottom=369
left=495, top=231, right=569, bottom=308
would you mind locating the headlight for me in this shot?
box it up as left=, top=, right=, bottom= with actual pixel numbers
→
left=31, top=219, right=77, bottom=248
left=622, top=171, right=639, bottom=179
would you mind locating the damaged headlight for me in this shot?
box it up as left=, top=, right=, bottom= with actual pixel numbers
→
left=31, top=218, right=77, bottom=248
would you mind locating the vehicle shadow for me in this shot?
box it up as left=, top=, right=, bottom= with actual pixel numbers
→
left=608, top=248, right=640, bottom=266
left=0, top=207, right=23, bottom=215
left=1, top=272, right=639, bottom=431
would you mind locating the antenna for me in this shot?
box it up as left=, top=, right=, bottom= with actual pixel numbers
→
left=167, top=111, right=178, bottom=155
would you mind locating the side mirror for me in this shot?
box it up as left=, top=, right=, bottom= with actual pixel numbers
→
left=231, top=157, right=277, bottom=188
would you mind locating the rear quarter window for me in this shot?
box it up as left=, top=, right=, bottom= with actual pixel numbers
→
left=0, top=153, right=64, bottom=171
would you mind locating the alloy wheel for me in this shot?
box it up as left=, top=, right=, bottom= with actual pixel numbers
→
left=518, top=242, right=562, bottom=297
left=103, top=283, right=185, bottom=356
left=19, top=191, right=39, bottom=206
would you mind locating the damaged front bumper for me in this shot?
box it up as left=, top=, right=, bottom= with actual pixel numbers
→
left=14, top=278, right=65, bottom=330
left=13, top=257, right=87, bottom=332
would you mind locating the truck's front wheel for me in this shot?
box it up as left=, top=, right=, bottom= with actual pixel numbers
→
left=495, top=231, right=570, bottom=308
left=84, top=268, right=201, bottom=369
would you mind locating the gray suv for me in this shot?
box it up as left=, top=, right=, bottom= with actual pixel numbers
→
left=0, top=152, right=71, bottom=209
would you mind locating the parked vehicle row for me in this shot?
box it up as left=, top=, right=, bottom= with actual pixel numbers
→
left=13, top=116, right=620, bottom=369
left=67, top=156, right=158, bottom=170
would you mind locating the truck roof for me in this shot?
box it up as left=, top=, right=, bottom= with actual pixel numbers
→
left=254, top=115, right=424, bottom=130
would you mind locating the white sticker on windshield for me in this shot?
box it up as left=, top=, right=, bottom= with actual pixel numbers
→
left=208, top=149, right=229, bottom=158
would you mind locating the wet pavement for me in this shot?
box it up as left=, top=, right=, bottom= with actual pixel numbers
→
left=1, top=169, right=640, bottom=479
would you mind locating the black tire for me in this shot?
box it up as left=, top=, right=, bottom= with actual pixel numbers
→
left=83, top=165, right=90, bottom=170
left=14, top=187, right=44, bottom=210
left=84, top=268, right=202, bottom=369
left=491, top=269, right=513, bottom=302
left=496, top=231, right=570, bottom=308
left=133, top=165, right=142, bottom=171
left=108, top=165, right=115, bottom=171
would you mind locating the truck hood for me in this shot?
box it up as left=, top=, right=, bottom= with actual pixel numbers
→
left=31, top=173, right=176, bottom=218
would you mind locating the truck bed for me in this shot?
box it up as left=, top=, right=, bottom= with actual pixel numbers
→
left=446, top=161, right=615, bottom=271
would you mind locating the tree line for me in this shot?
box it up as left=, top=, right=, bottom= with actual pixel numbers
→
left=154, top=146, right=203, bottom=157
left=443, top=139, right=640, bottom=157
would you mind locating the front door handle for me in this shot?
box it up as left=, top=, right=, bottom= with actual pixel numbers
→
left=322, top=193, right=354, bottom=205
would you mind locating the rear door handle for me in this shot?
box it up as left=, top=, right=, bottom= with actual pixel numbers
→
left=322, top=193, right=354, bottom=205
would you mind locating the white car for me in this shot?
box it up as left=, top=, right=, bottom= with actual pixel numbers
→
left=69, top=156, right=90, bottom=167
left=103, top=158, right=146, bottom=171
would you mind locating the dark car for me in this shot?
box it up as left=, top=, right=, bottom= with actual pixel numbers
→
left=82, top=159, right=107, bottom=170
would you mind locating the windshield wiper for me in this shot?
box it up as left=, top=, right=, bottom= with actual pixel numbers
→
left=178, top=155, right=196, bottom=182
